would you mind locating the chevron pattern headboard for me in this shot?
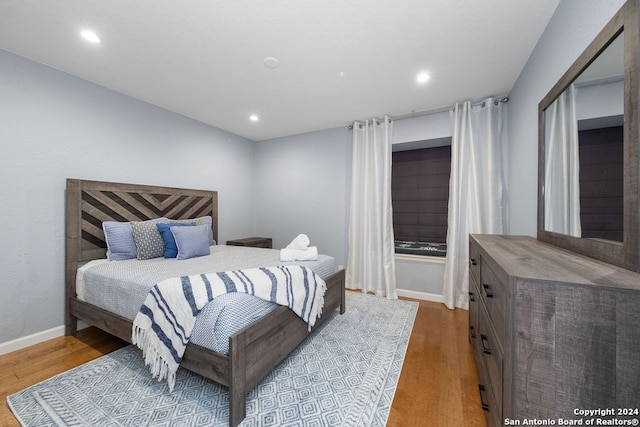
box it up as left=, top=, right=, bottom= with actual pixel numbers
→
left=65, top=179, right=218, bottom=263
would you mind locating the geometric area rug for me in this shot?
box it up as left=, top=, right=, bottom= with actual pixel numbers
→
left=8, top=292, right=418, bottom=426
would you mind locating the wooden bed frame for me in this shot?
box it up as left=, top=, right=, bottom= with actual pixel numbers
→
left=64, top=179, right=346, bottom=427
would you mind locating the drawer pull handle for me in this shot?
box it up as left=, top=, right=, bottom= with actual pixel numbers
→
left=478, top=384, right=490, bottom=411
left=468, top=291, right=475, bottom=302
left=469, top=325, right=476, bottom=339
left=480, top=334, right=491, bottom=354
left=470, top=258, right=477, bottom=266
left=482, top=283, right=494, bottom=298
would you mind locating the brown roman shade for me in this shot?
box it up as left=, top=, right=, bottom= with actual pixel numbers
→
left=392, top=144, right=451, bottom=243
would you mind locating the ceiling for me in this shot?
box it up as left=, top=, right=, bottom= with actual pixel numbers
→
left=0, top=0, right=561, bottom=141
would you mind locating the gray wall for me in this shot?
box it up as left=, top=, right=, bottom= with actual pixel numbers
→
left=0, top=49, right=256, bottom=345
left=253, top=127, right=352, bottom=267
left=507, top=0, right=626, bottom=235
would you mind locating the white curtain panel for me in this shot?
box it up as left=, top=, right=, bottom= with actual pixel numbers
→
left=443, top=98, right=506, bottom=310
left=346, top=116, right=397, bottom=299
left=544, top=84, right=581, bottom=237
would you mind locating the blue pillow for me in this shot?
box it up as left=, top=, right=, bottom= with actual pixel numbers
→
left=169, top=216, right=216, bottom=246
left=156, top=222, right=195, bottom=258
left=172, top=225, right=211, bottom=260
left=103, top=221, right=137, bottom=260
left=194, top=216, right=216, bottom=246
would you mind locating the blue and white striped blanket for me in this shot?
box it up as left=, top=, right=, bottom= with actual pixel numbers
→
left=132, top=265, right=326, bottom=391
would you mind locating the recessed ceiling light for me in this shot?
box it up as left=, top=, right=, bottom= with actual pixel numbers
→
left=416, top=72, right=430, bottom=83
left=249, top=114, right=259, bottom=122
left=80, top=29, right=100, bottom=44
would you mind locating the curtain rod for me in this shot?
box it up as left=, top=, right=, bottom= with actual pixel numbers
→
left=347, top=96, right=509, bottom=130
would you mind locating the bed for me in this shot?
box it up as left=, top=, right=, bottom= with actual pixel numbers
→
left=64, top=178, right=346, bottom=427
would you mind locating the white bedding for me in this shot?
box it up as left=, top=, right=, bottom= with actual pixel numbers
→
left=77, top=244, right=336, bottom=354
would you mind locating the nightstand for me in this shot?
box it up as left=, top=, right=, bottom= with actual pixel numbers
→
left=226, top=237, right=273, bottom=249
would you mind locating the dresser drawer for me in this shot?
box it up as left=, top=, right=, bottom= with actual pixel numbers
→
left=468, top=279, right=480, bottom=344
left=479, top=302, right=503, bottom=422
left=474, top=329, right=498, bottom=427
left=478, top=383, right=502, bottom=427
left=479, top=261, right=507, bottom=349
left=469, top=240, right=481, bottom=287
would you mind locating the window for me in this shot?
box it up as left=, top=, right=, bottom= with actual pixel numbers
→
left=392, top=139, right=451, bottom=256
left=578, top=124, right=623, bottom=241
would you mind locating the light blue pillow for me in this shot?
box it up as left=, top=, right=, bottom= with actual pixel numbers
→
left=103, top=221, right=137, bottom=260
left=172, top=225, right=211, bottom=260
left=156, top=222, right=195, bottom=258
left=169, top=216, right=216, bottom=246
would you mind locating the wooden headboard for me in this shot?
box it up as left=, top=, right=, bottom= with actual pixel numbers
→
left=64, top=178, right=218, bottom=335
left=65, top=179, right=218, bottom=263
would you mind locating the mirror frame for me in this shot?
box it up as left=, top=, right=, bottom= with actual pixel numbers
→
left=537, top=0, right=639, bottom=272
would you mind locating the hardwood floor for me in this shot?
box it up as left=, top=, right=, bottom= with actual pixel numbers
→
left=0, top=298, right=485, bottom=426
left=387, top=297, right=486, bottom=426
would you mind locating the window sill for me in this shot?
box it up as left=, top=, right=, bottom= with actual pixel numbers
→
left=395, top=253, right=447, bottom=263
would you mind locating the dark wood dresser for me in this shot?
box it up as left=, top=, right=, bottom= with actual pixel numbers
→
left=469, top=234, right=640, bottom=427
left=226, top=237, right=273, bottom=249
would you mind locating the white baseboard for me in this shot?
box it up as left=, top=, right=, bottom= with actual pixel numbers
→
left=0, top=325, right=65, bottom=355
left=396, top=288, right=444, bottom=304
left=0, top=322, right=89, bottom=356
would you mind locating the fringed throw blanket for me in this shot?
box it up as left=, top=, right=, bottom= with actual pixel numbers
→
left=132, top=265, right=326, bottom=390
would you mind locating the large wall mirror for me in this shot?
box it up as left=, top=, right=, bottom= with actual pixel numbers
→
left=538, top=0, right=639, bottom=272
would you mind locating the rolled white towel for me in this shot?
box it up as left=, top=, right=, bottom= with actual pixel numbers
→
left=286, top=233, right=310, bottom=251
left=280, top=246, right=318, bottom=262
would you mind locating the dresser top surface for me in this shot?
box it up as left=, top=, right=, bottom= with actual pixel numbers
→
left=471, top=234, right=640, bottom=291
